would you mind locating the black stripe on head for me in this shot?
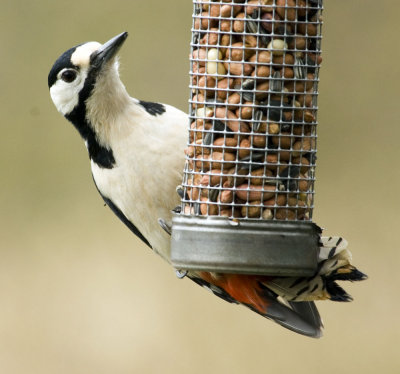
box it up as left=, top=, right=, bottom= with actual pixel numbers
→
left=60, top=48, right=116, bottom=169
left=49, top=43, right=116, bottom=169
left=48, top=45, right=82, bottom=88
left=139, top=100, right=166, bottom=116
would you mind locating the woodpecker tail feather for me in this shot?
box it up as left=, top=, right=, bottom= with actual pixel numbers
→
left=265, top=236, right=367, bottom=302
left=190, top=272, right=323, bottom=338
left=261, top=298, right=323, bottom=338
left=188, top=236, right=366, bottom=338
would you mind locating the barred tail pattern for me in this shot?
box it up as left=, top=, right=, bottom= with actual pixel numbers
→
left=263, top=236, right=367, bottom=302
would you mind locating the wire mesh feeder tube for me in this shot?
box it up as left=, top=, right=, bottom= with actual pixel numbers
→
left=171, top=0, right=324, bottom=276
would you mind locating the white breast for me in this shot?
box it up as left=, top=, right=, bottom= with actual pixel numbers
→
left=91, top=102, right=188, bottom=262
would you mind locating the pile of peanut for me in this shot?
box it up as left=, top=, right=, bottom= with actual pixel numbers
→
left=182, top=0, right=322, bottom=220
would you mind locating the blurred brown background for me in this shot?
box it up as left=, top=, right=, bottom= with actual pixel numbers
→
left=0, top=1, right=398, bottom=373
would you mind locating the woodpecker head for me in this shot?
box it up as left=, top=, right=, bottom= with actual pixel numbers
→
left=48, top=32, right=131, bottom=169
left=48, top=32, right=128, bottom=118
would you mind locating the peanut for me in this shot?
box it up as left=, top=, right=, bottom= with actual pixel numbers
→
left=224, top=61, right=254, bottom=76
left=198, top=75, right=216, bottom=97
left=194, top=12, right=217, bottom=30
left=236, top=184, right=276, bottom=201
left=252, top=134, right=266, bottom=148
left=219, top=189, right=234, bottom=204
left=227, top=92, right=241, bottom=110
left=216, top=77, right=234, bottom=99
left=200, top=28, right=219, bottom=46
left=200, top=197, right=218, bottom=216
left=213, top=137, right=238, bottom=152
left=249, top=50, right=272, bottom=64
left=229, top=42, right=253, bottom=61
left=233, top=13, right=246, bottom=33
left=252, top=64, right=271, bottom=78
left=262, top=209, right=273, bottom=220
left=238, top=138, right=251, bottom=159
left=275, top=209, right=296, bottom=220
left=267, top=39, right=288, bottom=56
left=264, top=194, right=287, bottom=207
left=276, top=0, right=296, bottom=21
left=238, top=101, right=256, bottom=119
left=200, top=170, right=228, bottom=186
left=192, top=48, right=207, bottom=66
left=241, top=201, right=262, bottom=218
left=208, top=152, right=236, bottom=170
left=242, top=35, right=258, bottom=49
left=249, top=167, right=272, bottom=185
left=215, top=107, right=250, bottom=133
left=227, top=167, right=248, bottom=187
left=271, top=132, right=293, bottom=149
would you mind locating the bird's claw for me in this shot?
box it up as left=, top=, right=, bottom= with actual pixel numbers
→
left=175, top=269, right=188, bottom=279
left=158, top=218, right=172, bottom=235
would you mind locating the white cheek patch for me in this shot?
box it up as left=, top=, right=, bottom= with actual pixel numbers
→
left=71, top=42, right=101, bottom=67
left=50, top=69, right=88, bottom=115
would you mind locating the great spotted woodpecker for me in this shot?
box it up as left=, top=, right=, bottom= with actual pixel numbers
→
left=48, top=32, right=366, bottom=338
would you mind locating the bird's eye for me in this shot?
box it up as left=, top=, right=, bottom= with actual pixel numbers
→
left=61, top=69, right=77, bottom=83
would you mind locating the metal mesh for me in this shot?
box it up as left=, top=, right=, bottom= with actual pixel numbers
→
left=181, top=0, right=323, bottom=222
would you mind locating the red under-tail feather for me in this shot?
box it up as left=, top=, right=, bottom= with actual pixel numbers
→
left=192, top=271, right=324, bottom=338
left=198, top=272, right=270, bottom=314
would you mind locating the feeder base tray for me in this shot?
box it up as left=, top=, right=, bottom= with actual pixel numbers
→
left=171, top=215, right=320, bottom=276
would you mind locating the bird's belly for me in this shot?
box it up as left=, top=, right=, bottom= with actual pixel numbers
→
left=91, top=160, right=179, bottom=262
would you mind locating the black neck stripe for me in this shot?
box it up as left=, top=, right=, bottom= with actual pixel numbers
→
left=65, top=66, right=116, bottom=169
left=49, top=44, right=116, bottom=169
left=66, top=103, right=116, bottom=169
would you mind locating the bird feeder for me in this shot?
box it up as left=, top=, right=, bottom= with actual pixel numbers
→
left=171, top=0, right=323, bottom=276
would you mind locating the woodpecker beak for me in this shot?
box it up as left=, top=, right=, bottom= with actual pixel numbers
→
left=90, top=32, right=128, bottom=70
